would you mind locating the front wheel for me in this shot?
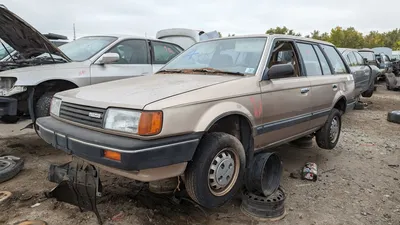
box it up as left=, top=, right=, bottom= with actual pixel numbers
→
left=185, top=132, right=246, bottom=209
left=35, top=92, right=56, bottom=118
left=316, top=108, right=342, bottom=150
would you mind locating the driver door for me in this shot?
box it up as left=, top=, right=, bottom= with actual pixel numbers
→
left=256, top=39, right=312, bottom=149
left=90, top=39, right=153, bottom=85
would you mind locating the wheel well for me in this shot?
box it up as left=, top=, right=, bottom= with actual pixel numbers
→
left=34, top=80, right=78, bottom=99
left=207, top=114, right=254, bottom=167
left=334, top=97, right=346, bottom=114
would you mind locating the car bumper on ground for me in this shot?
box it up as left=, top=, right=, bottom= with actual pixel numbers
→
left=0, top=97, right=17, bottom=116
left=36, top=116, right=202, bottom=173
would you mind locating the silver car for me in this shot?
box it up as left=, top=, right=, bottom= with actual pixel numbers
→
left=0, top=6, right=184, bottom=123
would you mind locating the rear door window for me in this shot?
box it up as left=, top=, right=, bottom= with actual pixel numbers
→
left=321, top=45, right=347, bottom=74
left=297, top=43, right=322, bottom=76
left=152, top=41, right=182, bottom=64
left=313, top=45, right=332, bottom=75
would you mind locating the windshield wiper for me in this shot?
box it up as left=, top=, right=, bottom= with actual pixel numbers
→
left=36, top=56, right=67, bottom=62
left=192, top=68, right=245, bottom=76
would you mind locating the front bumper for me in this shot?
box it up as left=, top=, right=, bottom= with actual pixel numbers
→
left=0, top=97, right=17, bottom=116
left=36, top=116, right=202, bottom=171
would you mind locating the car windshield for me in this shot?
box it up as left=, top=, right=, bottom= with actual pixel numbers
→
left=38, top=36, right=117, bottom=61
left=0, top=41, right=15, bottom=60
left=160, top=37, right=267, bottom=75
left=359, top=51, right=374, bottom=61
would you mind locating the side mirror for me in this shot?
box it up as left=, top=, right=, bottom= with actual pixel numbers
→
left=363, top=58, right=369, bottom=65
left=263, top=64, right=295, bottom=80
left=97, top=53, right=119, bottom=65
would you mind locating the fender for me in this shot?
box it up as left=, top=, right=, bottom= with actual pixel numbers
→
left=194, top=101, right=256, bottom=134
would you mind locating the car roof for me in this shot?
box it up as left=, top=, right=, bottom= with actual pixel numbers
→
left=199, top=34, right=335, bottom=46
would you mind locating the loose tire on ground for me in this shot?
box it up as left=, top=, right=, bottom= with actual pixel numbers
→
left=185, top=132, right=246, bottom=209
left=0, top=156, right=24, bottom=183
left=387, top=111, right=400, bottom=124
left=316, top=108, right=342, bottom=150
left=35, top=92, right=56, bottom=118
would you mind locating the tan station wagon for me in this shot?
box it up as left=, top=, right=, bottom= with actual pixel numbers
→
left=36, top=34, right=356, bottom=209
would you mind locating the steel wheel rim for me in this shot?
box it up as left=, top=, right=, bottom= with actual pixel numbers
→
left=208, top=148, right=240, bottom=196
left=329, top=116, right=339, bottom=143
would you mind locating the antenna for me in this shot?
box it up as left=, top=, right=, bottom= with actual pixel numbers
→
left=73, top=23, right=76, bottom=40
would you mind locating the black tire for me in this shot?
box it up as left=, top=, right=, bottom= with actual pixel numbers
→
left=0, top=115, right=20, bottom=124
left=362, top=81, right=375, bottom=98
left=0, top=156, right=24, bottom=183
left=35, top=92, right=56, bottom=118
left=387, top=111, right=400, bottom=124
left=316, top=108, right=342, bottom=150
left=185, top=132, right=246, bottom=209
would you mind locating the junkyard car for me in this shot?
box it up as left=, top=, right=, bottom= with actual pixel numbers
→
left=36, top=35, right=355, bottom=209
left=339, top=48, right=376, bottom=98
left=358, top=48, right=383, bottom=83
left=0, top=6, right=184, bottom=123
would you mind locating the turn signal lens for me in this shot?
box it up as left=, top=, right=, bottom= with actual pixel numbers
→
left=104, top=150, right=121, bottom=161
left=138, top=111, right=163, bottom=135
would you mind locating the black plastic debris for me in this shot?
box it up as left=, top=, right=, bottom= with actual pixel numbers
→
left=245, top=152, right=282, bottom=196
left=240, top=187, right=286, bottom=221
left=45, top=159, right=103, bottom=224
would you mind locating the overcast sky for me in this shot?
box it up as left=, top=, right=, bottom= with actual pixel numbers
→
left=3, top=0, right=399, bottom=40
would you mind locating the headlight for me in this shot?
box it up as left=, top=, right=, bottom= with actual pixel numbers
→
left=50, top=97, right=62, bottom=116
left=104, top=108, right=163, bottom=135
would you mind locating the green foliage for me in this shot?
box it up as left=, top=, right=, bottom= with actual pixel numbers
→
left=266, top=26, right=301, bottom=36
left=264, top=26, right=400, bottom=49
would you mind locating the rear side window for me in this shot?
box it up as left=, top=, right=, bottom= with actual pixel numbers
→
left=297, top=43, right=322, bottom=76
left=321, top=45, right=347, bottom=74
left=313, top=45, right=331, bottom=75
left=152, top=42, right=182, bottom=64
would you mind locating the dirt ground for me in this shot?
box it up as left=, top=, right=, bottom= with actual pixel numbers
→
left=0, top=84, right=399, bottom=225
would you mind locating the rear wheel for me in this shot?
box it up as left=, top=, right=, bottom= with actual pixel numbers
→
left=316, top=109, right=342, bottom=150
left=185, top=132, right=246, bottom=209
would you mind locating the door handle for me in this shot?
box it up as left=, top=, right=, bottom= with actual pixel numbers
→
left=300, top=88, right=310, bottom=94
left=141, top=72, right=149, bottom=75
left=332, top=84, right=338, bottom=89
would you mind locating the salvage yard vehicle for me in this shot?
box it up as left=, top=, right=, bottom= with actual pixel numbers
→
left=339, top=48, right=376, bottom=98
left=358, top=48, right=383, bottom=82
left=36, top=34, right=355, bottom=210
left=156, top=28, right=220, bottom=50
left=0, top=6, right=184, bottom=123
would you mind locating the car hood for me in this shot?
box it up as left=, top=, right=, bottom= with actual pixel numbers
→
left=58, top=74, right=241, bottom=109
left=0, top=6, right=70, bottom=61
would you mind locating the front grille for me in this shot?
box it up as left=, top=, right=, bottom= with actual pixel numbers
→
left=59, top=102, right=106, bottom=128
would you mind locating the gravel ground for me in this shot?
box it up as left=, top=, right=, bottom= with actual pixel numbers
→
left=0, top=85, right=399, bottom=225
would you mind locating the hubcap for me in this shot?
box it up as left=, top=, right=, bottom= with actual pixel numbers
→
left=330, top=116, right=340, bottom=143
left=208, top=148, right=239, bottom=196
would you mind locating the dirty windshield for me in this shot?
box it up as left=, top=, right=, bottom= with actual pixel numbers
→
left=38, top=36, right=117, bottom=61
left=160, top=37, right=267, bottom=75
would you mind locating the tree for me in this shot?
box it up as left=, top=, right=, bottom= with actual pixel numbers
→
left=228, top=33, right=235, bottom=37
left=265, top=26, right=301, bottom=36
left=364, top=31, right=384, bottom=48
left=328, top=26, right=364, bottom=48
left=218, top=32, right=222, bottom=38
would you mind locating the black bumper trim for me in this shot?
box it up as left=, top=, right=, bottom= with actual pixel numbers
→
left=36, top=116, right=202, bottom=171
left=0, top=97, right=17, bottom=116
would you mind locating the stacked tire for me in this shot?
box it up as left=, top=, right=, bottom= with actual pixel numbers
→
left=241, top=152, right=286, bottom=220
